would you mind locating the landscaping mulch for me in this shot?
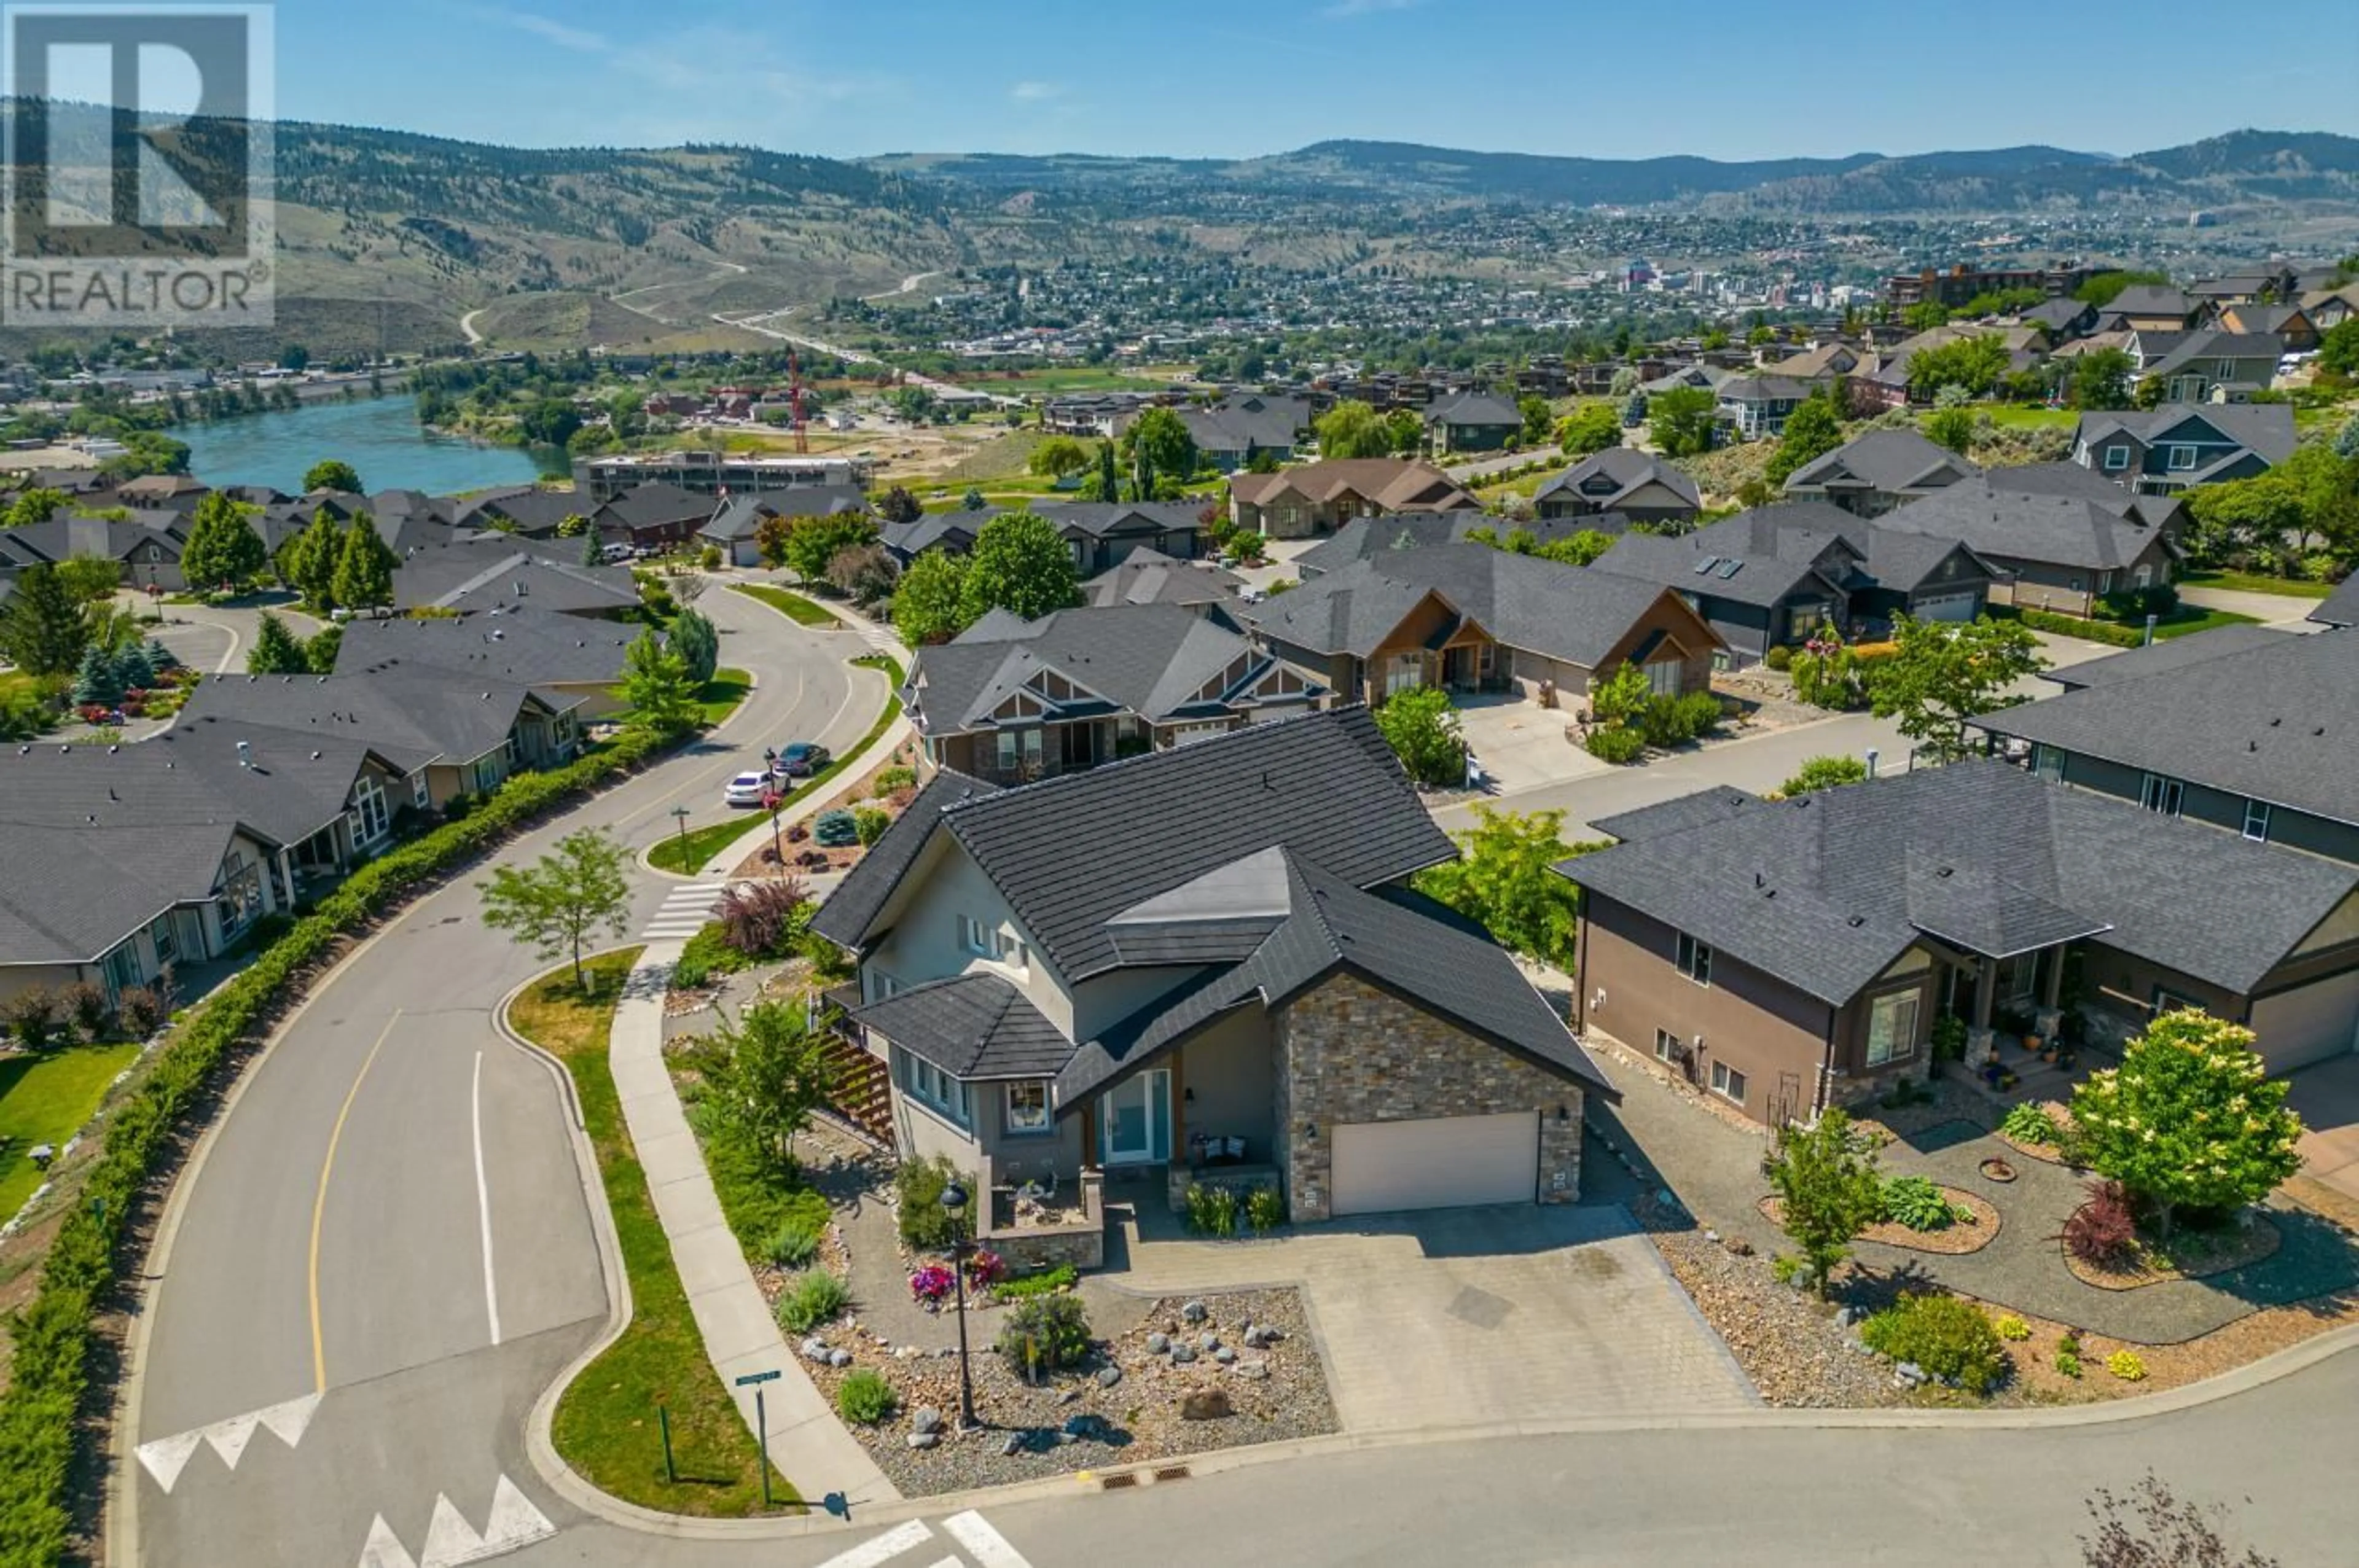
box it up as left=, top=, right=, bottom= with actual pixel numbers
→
left=1759, top=1186, right=2000, bottom=1257
left=803, top=1287, right=1337, bottom=1496
left=2061, top=1209, right=2283, bottom=1292
left=727, top=741, right=920, bottom=883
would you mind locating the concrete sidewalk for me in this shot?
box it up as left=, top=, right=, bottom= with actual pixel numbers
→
left=609, top=940, right=899, bottom=1505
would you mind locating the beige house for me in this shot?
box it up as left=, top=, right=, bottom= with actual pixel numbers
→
left=1228, top=459, right=1478, bottom=540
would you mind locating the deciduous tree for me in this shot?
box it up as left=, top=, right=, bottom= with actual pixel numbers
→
left=1372, top=685, right=1465, bottom=788
left=958, top=509, right=1079, bottom=624
left=1779, top=754, right=1871, bottom=795
left=1868, top=614, right=2046, bottom=762
left=1923, top=405, right=1976, bottom=454
left=1314, top=399, right=1391, bottom=459
left=329, top=517, right=397, bottom=610
left=2067, top=347, right=2136, bottom=412
left=1027, top=435, right=1092, bottom=478
left=246, top=610, right=310, bottom=674
left=278, top=506, right=343, bottom=609
left=1124, top=407, right=1197, bottom=484
left=1766, top=393, right=1844, bottom=486
left=179, top=491, right=267, bottom=593
left=1649, top=386, right=1718, bottom=458
left=697, top=1000, right=833, bottom=1173
left=478, top=828, right=633, bottom=992
left=617, top=630, right=699, bottom=736
left=877, top=485, right=923, bottom=525
left=783, top=512, right=879, bottom=584
left=53, top=555, right=122, bottom=604
left=1557, top=402, right=1622, bottom=458
left=893, top=549, right=969, bottom=647
left=1518, top=396, right=1555, bottom=447
left=1766, top=1109, right=1883, bottom=1297
left=302, top=459, right=362, bottom=495
left=3, top=486, right=67, bottom=529
left=1412, top=806, right=1587, bottom=968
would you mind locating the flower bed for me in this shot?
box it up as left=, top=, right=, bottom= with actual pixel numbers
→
left=1759, top=1185, right=2000, bottom=1257
left=2061, top=1207, right=2283, bottom=1291
left=800, top=1287, right=1335, bottom=1496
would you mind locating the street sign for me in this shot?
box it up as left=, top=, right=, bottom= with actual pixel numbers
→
left=734, top=1370, right=781, bottom=1387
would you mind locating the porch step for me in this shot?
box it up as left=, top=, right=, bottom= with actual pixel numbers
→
left=818, top=1035, right=894, bottom=1147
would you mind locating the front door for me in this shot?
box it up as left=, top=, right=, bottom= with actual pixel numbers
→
left=1099, top=1069, right=1171, bottom=1166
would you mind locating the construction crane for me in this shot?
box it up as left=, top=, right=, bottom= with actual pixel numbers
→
left=789, top=349, right=809, bottom=453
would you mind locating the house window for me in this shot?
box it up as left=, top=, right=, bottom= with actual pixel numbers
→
left=2139, top=773, right=2184, bottom=816
left=2167, top=444, right=2197, bottom=472
left=2033, top=745, right=2064, bottom=782
left=2151, top=985, right=2204, bottom=1017
left=412, top=771, right=431, bottom=809
left=2102, top=445, right=2130, bottom=472
left=1004, top=1082, right=1051, bottom=1136
left=1383, top=652, right=1424, bottom=698
left=867, top=970, right=901, bottom=1002
left=958, top=915, right=1028, bottom=971
left=995, top=728, right=1044, bottom=775
left=1866, top=990, right=1920, bottom=1068
left=899, top=1051, right=972, bottom=1129
left=1710, top=1060, right=1747, bottom=1103
left=1654, top=1028, right=1678, bottom=1062
left=350, top=774, right=389, bottom=845
left=147, top=913, right=178, bottom=969
left=2243, top=799, right=2272, bottom=842
left=1645, top=658, right=1682, bottom=698
left=1676, top=933, right=1713, bottom=987
left=1788, top=606, right=1823, bottom=641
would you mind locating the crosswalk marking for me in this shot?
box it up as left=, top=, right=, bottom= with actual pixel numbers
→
left=643, top=880, right=726, bottom=937
left=355, top=1475, right=555, bottom=1568
left=944, top=1511, right=1030, bottom=1568
left=138, top=1392, right=323, bottom=1494
left=815, top=1519, right=934, bottom=1568
left=812, top=1515, right=1035, bottom=1568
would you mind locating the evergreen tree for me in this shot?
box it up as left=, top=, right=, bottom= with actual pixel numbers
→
left=0, top=564, right=91, bottom=677
left=330, top=517, right=397, bottom=610
left=72, top=642, right=125, bottom=706
left=668, top=607, right=719, bottom=684
left=579, top=528, right=603, bottom=568
left=246, top=611, right=310, bottom=674
left=111, top=641, right=156, bottom=692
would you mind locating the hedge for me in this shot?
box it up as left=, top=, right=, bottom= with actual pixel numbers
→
left=2007, top=606, right=2143, bottom=648
left=0, top=725, right=671, bottom=1564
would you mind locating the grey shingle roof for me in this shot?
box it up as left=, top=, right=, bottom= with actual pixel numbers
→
left=1878, top=478, right=2173, bottom=573
left=938, top=708, right=1453, bottom=982
left=1783, top=429, right=1978, bottom=497
left=2066, top=404, right=2297, bottom=469
left=908, top=603, right=1284, bottom=733
left=879, top=515, right=980, bottom=559
left=1294, top=512, right=1626, bottom=579
left=2309, top=577, right=2359, bottom=629
left=810, top=770, right=1000, bottom=950
left=1426, top=391, right=1522, bottom=427
left=1590, top=788, right=1763, bottom=843
left=1532, top=448, right=1701, bottom=512
left=2045, top=624, right=2299, bottom=691
left=389, top=540, right=640, bottom=616
left=1688, top=505, right=1995, bottom=598
left=1080, top=549, right=1243, bottom=609
left=332, top=609, right=639, bottom=688
left=175, top=668, right=563, bottom=773
left=1981, top=627, right=2359, bottom=829
left=1591, top=531, right=1847, bottom=611
left=1565, top=761, right=2356, bottom=1003
left=1241, top=544, right=1699, bottom=669
left=850, top=972, right=1071, bottom=1081
left=2138, top=330, right=2283, bottom=381
left=0, top=818, right=245, bottom=967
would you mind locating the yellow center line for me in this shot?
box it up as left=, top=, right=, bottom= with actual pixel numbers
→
left=308, top=1008, right=402, bottom=1395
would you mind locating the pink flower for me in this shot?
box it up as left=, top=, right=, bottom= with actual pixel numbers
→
left=909, top=1263, right=955, bottom=1304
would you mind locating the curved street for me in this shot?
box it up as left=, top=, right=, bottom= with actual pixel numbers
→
left=123, top=585, right=873, bottom=1568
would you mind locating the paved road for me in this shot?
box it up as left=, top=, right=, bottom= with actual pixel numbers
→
left=1442, top=445, right=1557, bottom=483
left=127, top=583, right=880, bottom=1568
left=2175, top=583, right=2331, bottom=626
left=119, top=593, right=327, bottom=676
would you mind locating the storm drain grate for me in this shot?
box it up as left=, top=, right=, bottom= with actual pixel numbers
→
left=1152, top=1466, right=1192, bottom=1483
left=1098, top=1473, right=1138, bottom=1491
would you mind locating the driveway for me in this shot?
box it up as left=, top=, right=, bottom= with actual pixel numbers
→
left=1105, top=1200, right=1756, bottom=1432
left=2289, top=1057, right=2359, bottom=1209
left=2177, top=584, right=2331, bottom=626
left=1456, top=691, right=1613, bottom=796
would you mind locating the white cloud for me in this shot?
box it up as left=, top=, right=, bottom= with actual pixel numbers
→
left=496, top=10, right=611, bottom=53
left=1010, top=81, right=1064, bottom=102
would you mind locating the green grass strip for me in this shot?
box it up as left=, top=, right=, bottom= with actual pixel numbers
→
left=732, top=582, right=839, bottom=628
left=2179, top=570, right=2334, bottom=600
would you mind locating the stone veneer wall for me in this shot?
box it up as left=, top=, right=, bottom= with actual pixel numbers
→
left=1275, top=971, right=1584, bottom=1223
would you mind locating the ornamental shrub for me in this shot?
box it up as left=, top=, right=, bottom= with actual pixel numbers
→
left=2063, top=1179, right=2138, bottom=1267
left=996, top=1292, right=1090, bottom=1378
left=875, top=765, right=918, bottom=792
left=2106, top=1350, right=2148, bottom=1382
left=1185, top=1182, right=1239, bottom=1237
left=994, top=1263, right=1077, bottom=1300
left=1245, top=1184, right=1287, bottom=1232
left=2001, top=1103, right=2060, bottom=1146
left=909, top=1263, right=955, bottom=1305
left=775, top=1270, right=850, bottom=1333
left=835, top=1368, right=896, bottom=1425
left=1860, top=1293, right=2007, bottom=1394
left=1881, top=1175, right=1966, bottom=1232
left=896, top=1155, right=968, bottom=1250
left=1584, top=725, right=1646, bottom=765
left=852, top=806, right=891, bottom=846
left=1763, top=644, right=1793, bottom=671
left=765, top=1215, right=823, bottom=1271
left=2056, top=1350, right=2083, bottom=1378
left=1995, top=1314, right=2031, bottom=1341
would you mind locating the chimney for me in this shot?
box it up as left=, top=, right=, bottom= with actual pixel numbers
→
left=237, top=739, right=254, bottom=768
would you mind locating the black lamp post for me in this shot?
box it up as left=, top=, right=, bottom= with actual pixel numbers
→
left=939, top=1179, right=979, bottom=1430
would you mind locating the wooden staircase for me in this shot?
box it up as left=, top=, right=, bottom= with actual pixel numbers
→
left=819, top=1034, right=894, bottom=1149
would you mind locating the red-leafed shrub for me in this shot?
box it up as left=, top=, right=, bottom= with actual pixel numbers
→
left=2064, top=1179, right=2138, bottom=1267
left=716, top=876, right=810, bottom=959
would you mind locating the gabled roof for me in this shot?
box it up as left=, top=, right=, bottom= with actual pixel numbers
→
left=850, top=973, right=1071, bottom=1082
left=1167, top=394, right=1309, bottom=454
left=174, top=667, right=566, bottom=773
left=810, top=770, right=999, bottom=950
left=1294, top=511, right=1629, bottom=578
left=1783, top=429, right=1978, bottom=497
left=2043, top=624, right=2299, bottom=692
left=332, top=609, right=639, bottom=688
left=879, top=515, right=980, bottom=558
left=2105, top=284, right=2196, bottom=319
left=1591, top=530, right=1849, bottom=611
left=1080, top=548, right=1244, bottom=609
left=1878, top=478, right=2172, bottom=572
left=1532, top=448, right=1700, bottom=512
left=1567, top=761, right=2357, bottom=1004
left=907, top=603, right=1294, bottom=733
left=457, top=488, right=584, bottom=537
left=1, top=513, right=186, bottom=566
left=1000, top=501, right=1205, bottom=540
left=1715, top=374, right=1815, bottom=404
left=1590, top=787, right=1763, bottom=843
left=389, top=540, right=640, bottom=616
left=1229, top=459, right=1477, bottom=513
left=2138, top=330, right=2283, bottom=380
left=1425, top=390, right=1522, bottom=427
left=2067, top=404, right=2297, bottom=468
left=595, top=480, right=710, bottom=529
left=1981, top=626, right=2359, bottom=831
left=1241, top=543, right=1707, bottom=669
left=1686, top=504, right=1997, bottom=598
left=700, top=486, right=869, bottom=540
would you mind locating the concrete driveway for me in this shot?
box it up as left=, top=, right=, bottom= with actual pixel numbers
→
left=1109, top=1202, right=1755, bottom=1432
left=1457, top=691, right=1613, bottom=797
left=2288, top=1057, right=2359, bottom=1207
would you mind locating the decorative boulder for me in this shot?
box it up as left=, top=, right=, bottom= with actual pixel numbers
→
left=910, top=1406, right=944, bottom=1436
left=1180, top=1389, right=1233, bottom=1421
left=1212, top=1347, right=1237, bottom=1365
left=1168, top=1344, right=1197, bottom=1365
left=1197, top=1333, right=1220, bottom=1352
left=1097, top=1366, right=1123, bottom=1388
left=1181, top=1300, right=1208, bottom=1324
left=1144, top=1332, right=1170, bottom=1355
left=906, top=1431, right=939, bottom=1450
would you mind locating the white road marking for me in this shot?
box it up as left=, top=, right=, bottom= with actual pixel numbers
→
left=133, top=1429, right=203, bottom=1493
left=360, top=1515, right=418, bottom=1568
left=813, top=1518, right=934, bottom=1568
left=480, top=1476, right=556, bottom=1551
left=138, top=1391, right=326, bottom=1492
left=944, top=1510, right=1033, bottom=1568
left=471, top=1052, right=502, bottom=1348
left=419, top=1494, right=483, bottom=1567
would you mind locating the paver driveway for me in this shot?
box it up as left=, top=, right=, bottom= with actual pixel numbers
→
left=1108, top=1201, right=1756, bottom=1432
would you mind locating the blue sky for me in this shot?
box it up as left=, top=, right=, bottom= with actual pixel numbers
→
left=270, top=0, right=2358, bottom=160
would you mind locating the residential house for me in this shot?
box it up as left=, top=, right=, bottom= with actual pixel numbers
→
left=2068, top=404, right=2296, bottom=493
left=2298, top=283, right=2359, bottom=330
left=1589, top=526, right=1850, bottom=668
left=1078, top=549, right=1245, bottom=614
left=1980, top=626, right=2359, bottom=872
left=1764, top=340, right=1871, bottom=384
left=388, top=539, right=641, bottom=618
left=457, top=487, right=589, bottom=540
left=1294, top=512, right=1628, bottom=580
left=1027, top=502, right=1208, bottom=575
left=1877, top=478, right=2177, bottom=617
left=1237, top=543, right=1724, bottom=707
left=1565, top=761, right=2359, bottom=1130
left=592, top=480, right=711, bottom=551
left=1228, top=460, right=1478, bottom=540
left=2100, top=285, right=2202, bottom=333
left=2018, top=297, right=2100, bottom=341
left=1982, top=461, right=2189, bottom=538
left=1422, top=391, right=1523, bottom=454
left=879, top=513, right=984, bottom=566
left=1715, top=375, right=1814, bottom=440
left=1151, top=394, right=1310, bottom=472
left=2188, top=265, right=2301, bottom=307
left=699, top=485, right=870, bottom=568
left=333, top=608, right=641, bottom=719
left=0, top=512, right=189, bottom=592
left=2129, top=329, right=2282, bottom=402
left=811, top=709, right=1617, bottom=1220
left=904, top=603, right=1321, bottom=782
left=110, top=473, right=210, bottom=511
left=173, top=666, right=585, bottom=810
left=1533, top=450, right=1702, bottom=526
left=2214, top=302, right=2321, bottom=354
left=1781, top=428, right=1979, bottom=518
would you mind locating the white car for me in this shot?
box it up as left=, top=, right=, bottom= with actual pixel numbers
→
left=722, top=771, right=769, bottom=808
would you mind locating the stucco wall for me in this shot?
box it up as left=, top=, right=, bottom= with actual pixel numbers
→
left=1174, top=1007, right=1277, bottom=1164
left=1274, top=970, right=1584, bottom=1222
left=862, top=839, right=1074, bottom=1037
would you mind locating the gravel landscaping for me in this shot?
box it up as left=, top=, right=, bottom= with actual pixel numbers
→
left=1760, top=1185, right=2000, bottom=1256
left=798, top=1287, right=1337, bottom=1495
left=2060, top=1207, right=2283, bottom=1291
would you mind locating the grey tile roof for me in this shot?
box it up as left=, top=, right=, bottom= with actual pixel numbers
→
left=1981, top=626, right=2359, bottom=830
left=2066, top=405, right=2297, bottom=469
left=389, top=540, right=640, bottom=616
left=879, top=515, right=980, bottom=558
left=1590, top=788, right=1764, bottom=843
left=1532, top=448, right=1701, bottom=512
left=940, top=708, right=1453, bottom=982
left=809, top=770, right=1000, bottom=950
left=909, top=603, right=1286, bottom=734
left=1080, top=549, right=1243, bottom=609
left=1565, top=761, right=2357, bottom=1002
left=1294, top=512, right=1627, bottom=579
left=2105, top=285, right=2196, bottom=319
left=850, top=972, right=1071, bottom=1081
left=1591, top=531, right=1847, bottom=611
left=1241, top=544, right=1700, bottom=669
left=2045, top=624, right=2301, bottom=690
left=175, top=667, right=562, bottom=773
left=597, top=481, right=711, bottom=530
left=1010, top=501, right=1207, bottom=542
left=2309, top=577, right=2359, bottom=628
left=1426, top=390, right=1522, bottom=427
left=1167, top=394, right=1309, bottom=454
left=332, top=609, right=639, bottom=688
left=1689, top=505, right=1997, bottom=598
left=1878, top=478, right=2173, bottom=573
left=1783, top=429, right=1979, bottom=497
left=700, top=486, right=869, bottom=541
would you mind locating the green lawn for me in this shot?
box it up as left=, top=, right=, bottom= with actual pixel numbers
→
left=730, top=583, right=839, bottom=629
left=695, top=669, right=753, bottom=727
left=647, top=652, right=905, bottom=876
left=522, top=952, right=800, bottom=1516
left=2146, top=607, right=2265, bottom=641
left=1981, top=405, right=2078, bottom=430
left=0, top=1042, right=141, bottom=1218
left=2180, top=570, right=2335, bottom=599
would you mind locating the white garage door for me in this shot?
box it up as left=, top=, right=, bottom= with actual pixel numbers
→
left=2249, top=973, right=2359, bottom=1072
left=1330, top=1112, right=1538, bottom=1216
left=1913, top=593, right=1978, bottom=622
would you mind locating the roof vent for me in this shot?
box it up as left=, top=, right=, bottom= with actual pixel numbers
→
left=1847, top=915, right=1865, bottom=927
left=1936, top=865, right=1954, bottom=878
left=311, top=750, right=321, bottom=760
left=237, top=739, right=253, bottom=768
